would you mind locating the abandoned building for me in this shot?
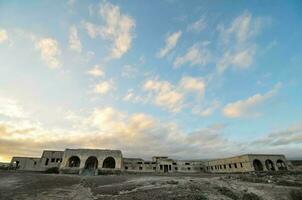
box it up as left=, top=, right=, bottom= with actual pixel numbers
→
left=9, top=148, right=292, bottom=175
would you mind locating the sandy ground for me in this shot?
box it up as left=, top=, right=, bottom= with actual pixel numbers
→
left=0, top=171, right=301, bottom=200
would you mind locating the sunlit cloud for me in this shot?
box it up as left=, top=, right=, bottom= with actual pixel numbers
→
left=35, top=37, right=61, bottom=69
left=157, top=30, right=182, bottom=58
left=69, top=25, right=82, bottom=52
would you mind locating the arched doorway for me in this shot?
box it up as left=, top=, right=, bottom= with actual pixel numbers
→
left=265, top=159, right=275, bottom=171
left=102, top=157, right=115, bottom=168
left=253, top=159, right=263, bottom=171
left=276, top=159, right=287, bottom=171
left=68, top=156, right=80, bottom=168
left=83, top=156, right=98, bottom=176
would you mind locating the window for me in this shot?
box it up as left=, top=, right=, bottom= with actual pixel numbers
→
left=224, top=164, right=226, bottom=169
left=145, top=162, right=150, bottom=164
left=172, top=162, right=177, bottom=165
left=34, top=161, right=37, bottom=165
left=137, top=162, right=143, bottom=164
left=125, top=166, right=128, bottom=170
left=169, top=165, right=171, bottom=170
left=220, top=165, right=222, bottom=169
left=188, top=167, right=191, bottom=170
left=139, top=167, right=142, bottom=170
left=56, top=158, right=60, bottom=162
left=51, top=158, right=55, bottom=162
left=45, top=158, right=49, bottom=166
left=153, top=167, right=156, bottom=170
left=240, top=163, right=243, bottom=168
left=234, top=163, right=237, bottom=168
left=215, top=166, right=217, bottom=169
left=160, top=165, right=163, bottom=170
left=175, top=167, right=178, bottom=170
left=229, top=164, right=232, bottom=168
left=211, top=166, right=213, bottom=170
left=185, top=163, right=190, bottom=165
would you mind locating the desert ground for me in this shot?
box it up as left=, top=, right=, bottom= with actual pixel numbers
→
left=0, top=171, right=301, bottom=200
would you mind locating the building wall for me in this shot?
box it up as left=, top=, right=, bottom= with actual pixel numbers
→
left=39, top=150, right=64, bottom=171
left=10, top=157, right=40, bottom=171
left=59, top=149, right=123, bottom=175
left=205, top=155, right=251, bottom=173
left=205, top=154, right=289, bottom=173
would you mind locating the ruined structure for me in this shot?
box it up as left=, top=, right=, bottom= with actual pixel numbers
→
left=10, top=148, right=291, bottom=175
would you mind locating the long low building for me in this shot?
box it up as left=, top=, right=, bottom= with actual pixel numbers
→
left=9, top=148, right=292, bottom=175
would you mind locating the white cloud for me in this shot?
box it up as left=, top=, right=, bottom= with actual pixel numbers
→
left=99, top=2, right=135, bottom=59
left=35, top=38, right=61, bottom=69
left=216, top=11, right=267, bottom=73
left=144, top=79, right=184, bottom=112
left=217, top=47, right=255, bottom=73
left=174, top=42, right=211, bottom=67
left=69, top=25, right=82, bottom=52
left=0, top=97, right=28, bottom=119
left=187, top=17, right=206, bottom=33
left=180, top=76, right=206, bottom=96
left=87, top=65, right=104, bottom=77
left=157, top=30, right=182, bottom=58
left=122, top=65, right=139, bottom=78
left=143, top=76, right=207, bottom=112
left=123, top=89, right=145, bottom=103
left=0, top=29, right=8, bottom=43
left=223, top=83, right=281, bottom=118
left=192, top=100, right=220, bottom=117
left=82, top=21, right=99, bottom=38
left=82, top=2, right=135, bottom=59
left=93, top=80, right=113, bottom=94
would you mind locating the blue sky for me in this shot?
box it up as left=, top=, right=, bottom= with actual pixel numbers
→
left=0, top=0, right=301, bottom=162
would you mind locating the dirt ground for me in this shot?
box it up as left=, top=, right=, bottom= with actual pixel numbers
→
left=0, top=171, right=301, bottom=200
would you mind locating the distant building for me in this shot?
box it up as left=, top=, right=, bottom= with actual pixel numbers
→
left=9, top=148, right=291, bottom=175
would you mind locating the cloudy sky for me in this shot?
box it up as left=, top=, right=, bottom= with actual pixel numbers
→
left=0, top=0, right=301, bottom=162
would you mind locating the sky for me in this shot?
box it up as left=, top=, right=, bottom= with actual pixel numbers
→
left=0, top=0, right=302, bottom=162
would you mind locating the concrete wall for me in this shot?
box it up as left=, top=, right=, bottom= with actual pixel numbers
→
left=39, top=150, right=64, bottom=171
left=247, top=154, right=288, bottom=172
left=59, top=149, right=123, bottom=175
left=206, top=155, right=251, bottom=173
left=10, top=157, right=40, bottom=171
left=205, top=154, right=289, bottom=173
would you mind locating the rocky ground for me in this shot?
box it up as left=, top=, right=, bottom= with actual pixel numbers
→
left=0, top=171, right=301, bottom=200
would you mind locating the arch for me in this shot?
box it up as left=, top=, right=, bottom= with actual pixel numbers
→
left=265, top=159, right=275, bottom=171
left=68, top=156, right=80, bottom=168
left=102, top=157, right=116, bottom=168
left=84, top=156, right=98, bottom=170
left=253, top=159, right=263, bottom=171
left=276, top=159, right=287, bottom=171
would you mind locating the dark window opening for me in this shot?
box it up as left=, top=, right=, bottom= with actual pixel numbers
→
left=240, top=163, right=243, bottom=168
left=229, top=164, right=232, bottom=168
left=45, top=158, right=49, bottom=166
left=185, top=163, right=190, bottom=165
left=51, top=158, right=55, bottom=162
left=234, top=163, right=237, bottom=168
left=139, top=167, right=142, bottom=170
left=137, top=162, right=143, bottom=164
left=160, top=165, right=163, bottom=170
left=102, top=157, right=116, bottom=169
left=68, top=156, right=80, bottom=168
left=187, top=167, right=191, bottom=170
left=175, top=167, right=178, bottom=170
left=172, top=162, right=177, bottom=165
left=224, top=164, right=226, bottom=169
left=125, top=166, right=128, bottom=170
left=153, top=167, right=156, bottom=170
left=34, top=161, right=37, bottom=165
left=169, top=165, right=171, bottom=170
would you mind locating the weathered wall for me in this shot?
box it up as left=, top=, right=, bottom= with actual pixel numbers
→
left=39, top=150, right=64, bottom=171
left=10, top=157, right=41, bottom=171
left=205, top=154, right=289, bottom=173
left=59, top=149, right=123, bottom=175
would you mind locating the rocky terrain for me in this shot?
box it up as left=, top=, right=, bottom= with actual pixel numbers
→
left=0, top=171, right=301, bottom=200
